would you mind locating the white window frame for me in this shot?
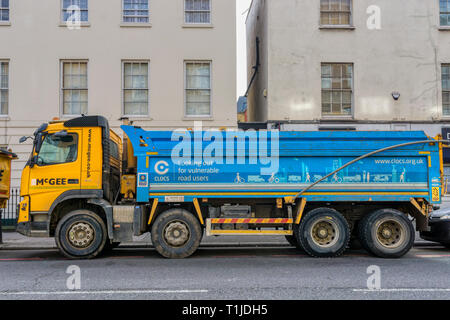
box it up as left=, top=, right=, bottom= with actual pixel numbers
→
left=60, top=0, right=89, bottom=24
left=122, top=60, right=150, bottom=117
left=441, top=0, right=450, bottom=26
left=0, top=59, right=9, bottom=116
left=60, top=60, right=89, bottom=117
left=320, top=0, right=353, bottom=27
left=184, top=61, right=212, bottom=118
left=184, top=0, right=212, bottom=25
left=321, top=62, right=354, bottom=118
left=443, top=64, right=450, bottom=116
left=122, top=0, right=150, bottom=24
left=0, top=0, right=10, bottom=23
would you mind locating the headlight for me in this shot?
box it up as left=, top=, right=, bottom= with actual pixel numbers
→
left=440, top=215, right=450, bottom=220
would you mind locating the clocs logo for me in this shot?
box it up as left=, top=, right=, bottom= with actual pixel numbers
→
left=154, top=161, right=169, bottom=175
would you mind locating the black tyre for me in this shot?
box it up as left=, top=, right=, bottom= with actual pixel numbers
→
left=151, top=208, right=202, bottom=259
left=358, top=209, right=414, bottom=258
left=285, top=225, right=302, bottom=249
left=55, top=210, right=107, bottom=259
left=285, top=235, right=297, bottom=247
left=296, top=208, right=350, bottom=257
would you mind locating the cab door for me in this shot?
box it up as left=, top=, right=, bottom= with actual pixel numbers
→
left=28, top=130, right=82, bottom=213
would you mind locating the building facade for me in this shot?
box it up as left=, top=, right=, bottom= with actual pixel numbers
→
left=246, top=0, right=450, bottom=135
left=0, top=0, right=236, bottom=188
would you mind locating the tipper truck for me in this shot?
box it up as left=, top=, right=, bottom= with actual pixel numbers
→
left=17, top=115, right=446, bottom=259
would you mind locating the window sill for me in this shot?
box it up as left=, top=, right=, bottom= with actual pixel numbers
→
left=120, top=22, right=152, bottom=28
left=319, top=25, right=355, bottom=30
left=0, top=115, right=11, bottom=121
left=0, top=21, right=11, bottom=26
left=183, top=116, right=214, bottom=121
left=182, top=23, right=214, bottom=29
left=58, top=22, right=91, bottom=28
left=439, top=26, right=450, bottom=31
left=321, top=115, right=354, bottom=121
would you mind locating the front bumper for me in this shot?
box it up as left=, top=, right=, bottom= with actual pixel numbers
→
left=420, top=219, right=450, bottom=245
left=16, top=221, right=49, bottom=237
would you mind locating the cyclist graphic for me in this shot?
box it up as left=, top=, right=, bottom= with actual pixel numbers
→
left=268, top=173, right=280, bottom=184
left=332, top=173, right=343, bottom=183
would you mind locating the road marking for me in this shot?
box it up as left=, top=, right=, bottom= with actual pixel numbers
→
left=353, top=288, right=450, bottom=292
left=0, top=289, right=209, bottom=296
left=415, top=254, right=450, bottom=258
left=0, top=258, right=45, bottom=261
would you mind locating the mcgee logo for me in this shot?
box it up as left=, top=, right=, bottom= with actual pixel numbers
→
left=31, top=178, right=68, bottom=186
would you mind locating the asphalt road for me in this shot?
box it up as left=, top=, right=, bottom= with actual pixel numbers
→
left=0, top=245, right=449, bottom=300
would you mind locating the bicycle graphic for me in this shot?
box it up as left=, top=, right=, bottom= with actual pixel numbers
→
left=268, top=173, right=280, bottom=184
left=332, top=173, right=343, bottom=183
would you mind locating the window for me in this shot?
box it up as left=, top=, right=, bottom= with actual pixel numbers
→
left=185, top=0, right=211, bottom=24
left=62, top=0, right=88, bottom=23
left=37, top=133, right=78, bottom=166
left=123, top=0, right=149, bottom=23
left=123, top=62, right=149, bottom=116
left=443, top=65, right=450, bottom=116
left=61, top=61, right=88, bottom=116
left=0, top=0, right=9, bottom=22
left=110, top=141, right=120, bottom=160
left=321, top=63, right=353, bottom=116
left=0, top=61, right=8, bottom=115
left=441, top=0, right=450, bottom=26
left=185, top=62, right=211, bottom=116
left=320, top=0, right=352, bottom=26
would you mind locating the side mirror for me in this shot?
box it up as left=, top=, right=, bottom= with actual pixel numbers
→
left=19, top=136, right=31, bottom=144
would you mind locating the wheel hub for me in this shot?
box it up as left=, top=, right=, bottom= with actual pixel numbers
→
left=164, top=221, right=190, bottom=247
left=311, top=219, right=338, bottom=247
left=376, top=220, right=404, bottom=248
left=68, top=222, right=95, bottom=248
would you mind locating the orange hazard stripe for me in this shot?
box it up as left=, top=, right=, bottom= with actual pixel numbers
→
left=210, top=218, right=293, bottom=224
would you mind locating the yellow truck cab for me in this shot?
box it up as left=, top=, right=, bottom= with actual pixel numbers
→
left=17, top=116, right=124, bottom=257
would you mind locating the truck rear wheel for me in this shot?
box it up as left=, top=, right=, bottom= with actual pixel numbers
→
left=297, top=208, right=350, bottom=257
left=358, top=209, right=414, bottom=258
left=151, top=208, right=202, bottom=259
left=55, top=210, right=107, bottom=259
left=285, top=225, right=301, bottom=249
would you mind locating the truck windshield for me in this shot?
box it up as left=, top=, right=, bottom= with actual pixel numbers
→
left=37, top=133, right=78, bottom=166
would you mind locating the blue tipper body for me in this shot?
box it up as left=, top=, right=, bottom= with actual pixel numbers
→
left=121, top=126, right=443, bottom=205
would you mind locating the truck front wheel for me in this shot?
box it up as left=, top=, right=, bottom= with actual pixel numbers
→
left=297, top=208, right=350, bottom=257
left=358, top=209, right=414, bottom=258
left=151, top=209, right=202, bottom=259
left=55, top=210, right=107, bottom=259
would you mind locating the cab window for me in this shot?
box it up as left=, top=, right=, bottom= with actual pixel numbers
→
left=37, top=133, right=78, bottom=166
left=110, top=140, right=119, bottom=160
